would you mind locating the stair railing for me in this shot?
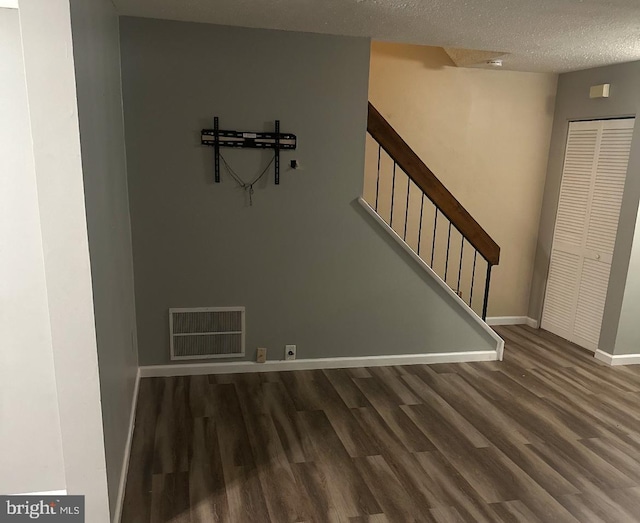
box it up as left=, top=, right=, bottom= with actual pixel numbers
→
left=366, top=102, right=500, bottom=320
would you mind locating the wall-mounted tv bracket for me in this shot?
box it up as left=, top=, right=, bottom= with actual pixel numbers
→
left=201, top=118, right=297, bottom=185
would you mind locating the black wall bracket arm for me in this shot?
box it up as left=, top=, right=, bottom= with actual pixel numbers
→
left=201, top=118, right=296, bottom=184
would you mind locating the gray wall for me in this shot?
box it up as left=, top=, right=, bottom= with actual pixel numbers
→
left=120, top=17, right=496, bottom=367
left=528, top=61, right=640, bottom=355
left=613, top=209, right=640, bottom=355
left=70, top=0, right=138, bottom=516
left=0, top=7, right=66, bottom=495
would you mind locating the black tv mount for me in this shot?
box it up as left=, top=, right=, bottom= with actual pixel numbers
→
left=201, top=117, right=297, bottom=185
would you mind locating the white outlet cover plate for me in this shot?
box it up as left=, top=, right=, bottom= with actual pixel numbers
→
left=285, top=345, right=296, bottom=360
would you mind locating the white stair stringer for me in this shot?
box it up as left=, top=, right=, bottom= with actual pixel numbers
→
left=358, top=197, right=504, bottom=359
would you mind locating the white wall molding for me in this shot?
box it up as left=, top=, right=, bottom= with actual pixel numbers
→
left=486, top=316, right=539, bottom=328
left=113, top=369, right=141, bottom=523
left=140, top=350, right=500, bottom=377
left=594, top=349, right=640, bottom=366
left=358, top=197, right=504, bottom=357
left=526, top=317, right=539, bottom=329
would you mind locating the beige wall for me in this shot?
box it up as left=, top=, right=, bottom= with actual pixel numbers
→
left=366, top=41, right=557, bottom=317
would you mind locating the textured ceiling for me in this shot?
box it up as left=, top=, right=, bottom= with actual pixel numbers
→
left=113, top=0, right=640, bottom=73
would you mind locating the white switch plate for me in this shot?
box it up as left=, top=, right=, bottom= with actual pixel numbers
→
left=285, top=345, right=296, bottom=360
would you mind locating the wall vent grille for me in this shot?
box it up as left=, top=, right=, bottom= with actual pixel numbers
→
left=169, top=307, right=245, bottom=360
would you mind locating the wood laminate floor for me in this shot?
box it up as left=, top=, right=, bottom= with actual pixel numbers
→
left=122, top=326, right=640, bottom=522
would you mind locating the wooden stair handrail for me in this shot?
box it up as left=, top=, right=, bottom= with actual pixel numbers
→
left=367, top=102, right=500, bottom=266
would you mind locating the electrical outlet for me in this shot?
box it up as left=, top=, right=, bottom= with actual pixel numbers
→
left=285, top=344, right=296, bottom=360
left=256, top=347, right=267, bottom=363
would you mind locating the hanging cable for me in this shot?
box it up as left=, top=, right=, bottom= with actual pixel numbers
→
left=220, top=153, right=276, bottom=206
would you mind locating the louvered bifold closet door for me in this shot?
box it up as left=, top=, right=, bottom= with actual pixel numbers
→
left=573, top=119, right=635, bottom=348
left=586, top=121, right=635, bottom=257
left=542, top=118, right=635, bottom=351
left=541, top=121, right=598, bottom=342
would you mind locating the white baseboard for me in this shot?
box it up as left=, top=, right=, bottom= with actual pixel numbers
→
left=526, top=317, right=539, bottom=329
left=113, top=368, right=141, bottom=523
left=139, top=350, right=501, bottom=377
left=486, top=316, right=538, bottom=328
left=594, top=349, right=640, bottom=366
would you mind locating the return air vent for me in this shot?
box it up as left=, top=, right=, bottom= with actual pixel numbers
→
left=169, top=307, right=245, bottom=360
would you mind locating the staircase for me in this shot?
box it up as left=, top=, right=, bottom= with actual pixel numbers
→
left=363, top=102, right=500, bottom=321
